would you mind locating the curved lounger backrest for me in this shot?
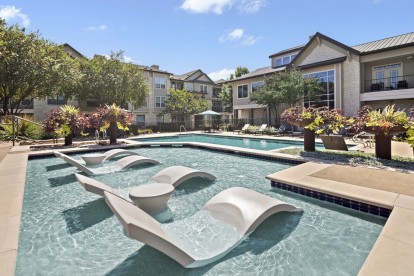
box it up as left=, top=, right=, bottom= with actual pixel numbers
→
left=114, top=155, right=159, bottom=170
left=149, top=166, right=216, bottom=187
left=103, top=149, right=140, bottom=161
left=59, top=153, right=94, bottom=175
left=75, top=173, right=119, bottom=197
left=259, top=124, right=267, bottom=131
left=203, top=187, right=302, bottom=236
left=104, top=191, right=195, bottom=267
left=242, top=124, right=250, bottom=130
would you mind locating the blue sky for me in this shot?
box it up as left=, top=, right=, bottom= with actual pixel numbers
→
left=1, top=0, right=414, bottom=80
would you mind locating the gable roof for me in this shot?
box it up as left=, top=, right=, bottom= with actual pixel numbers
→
left=170, top=69, right=215, bottom=83
left=228, top=66, right=286, bottom=82
left=352, top=32, right=414, bottom=55
left=62, top=43, right=85, bottom=58
left=268, top=44, right=305, bottom=58
left=136, top=65, right=171, bottom=74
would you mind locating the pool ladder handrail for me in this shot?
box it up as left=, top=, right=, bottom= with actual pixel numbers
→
left=179, top=125, right=188, bottom=135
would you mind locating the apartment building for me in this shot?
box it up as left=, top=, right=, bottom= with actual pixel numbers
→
left=18, top=45, right=224, bottom=126
left=229, top=32, right=414, bottom=124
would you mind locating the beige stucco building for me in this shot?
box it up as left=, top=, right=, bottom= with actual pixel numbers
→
left=229, top=32, right=414, bottom=125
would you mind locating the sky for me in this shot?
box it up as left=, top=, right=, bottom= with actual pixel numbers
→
left=1, top=0, right=414, bottom=81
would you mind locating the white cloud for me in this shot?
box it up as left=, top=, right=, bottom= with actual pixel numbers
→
left=239, top=0, right=267, bottom=13
left=86, top=24, right=107, bottom=31
left=208, top=68, right=235, bottom=81
left=242, top=35, right=262, bottom=45
left=181, top=0, right=234, bottom=14
left=372, top=0, right=383, bottom=3
left=180, top=0, right=265, bottom=14
left=0, top=5, right=30, bottom=27
left=219, top=28, right=244, bottom=42
left=123, top=55, right=134, bottom=63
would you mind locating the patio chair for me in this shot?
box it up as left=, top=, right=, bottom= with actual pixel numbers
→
left=74, top=165, right=216, bottom=196
left=251, top=124, right=268, bottom=135
left=320, top=135, right=348, bottom=151
left=56, top=151, right=159, bottom=175
left=233, top=124, right=250, bottom=134
left=104, top=187, right=302, bottom=268
left=267, top=125, right=287, bottom=136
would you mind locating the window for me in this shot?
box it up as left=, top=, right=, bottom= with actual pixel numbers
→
left=155, top=96, right=166, bottom=108
left=187, top=83, right=193, bottom=91
left=252, top=81, right=264, bottom=92
left=200, top=85, right=208, bottom=93
left=303, top=70, right=335, bottom=109
left=373, top=63, right=402, bottom=89
left=156, top=115, right=164, bottom=122
left=273, top=53, right=299, bottom=67
left=47, top=95, right=67, bottom=105
left=136, top=115, right=145, bottom=126
left=237, top=84, right=248, bottom=98
left=155, top=78, right=167, bottom=89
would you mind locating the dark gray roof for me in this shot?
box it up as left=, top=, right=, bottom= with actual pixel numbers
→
left=269, top=44, right=305, bottom=58
left=170, top=69, right=200, bottom=80
left=229, top=66, right=286, bottom=82
left=214, top=79, right=227, bottom=85
left=352, top=32, right=414, bottom=54
left=137, top=65, right=171, bottom=74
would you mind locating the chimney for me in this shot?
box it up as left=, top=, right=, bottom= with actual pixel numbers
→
left=151, top=65, right=159, bottom=70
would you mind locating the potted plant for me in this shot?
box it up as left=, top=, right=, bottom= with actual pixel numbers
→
left=90, top=104, right=133, bottom=144
left=405, top=108, right=414, bottom=154
left=361, top=105, right=408, bottom=160
left=281, top=106, right=326, bottom=152
left=44, top=105, right=89, bottom=146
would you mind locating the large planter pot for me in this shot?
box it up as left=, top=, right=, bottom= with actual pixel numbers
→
left=363, top=125, right=406, bottom=160
left=287, top=118, right=314, bottom=128
left=64, top=132, right=73, bottom=146
left=108, top=121, right=118, bottom=144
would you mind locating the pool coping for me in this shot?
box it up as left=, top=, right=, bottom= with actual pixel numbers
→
left=0, top=138, right=413, bottom=275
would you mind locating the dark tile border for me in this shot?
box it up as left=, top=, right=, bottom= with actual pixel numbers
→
left=271, top=181, right=391, bottom=218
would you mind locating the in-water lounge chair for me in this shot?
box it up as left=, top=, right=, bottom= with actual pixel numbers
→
left=75, top=166, right=216, bottom=196
left=233, top=124, right=250, bottom=134
left=56, top=152, right=159, bottom=175
left=103, top=149, right=140, bottom=161
left=104, top=187, right=302, bottom=268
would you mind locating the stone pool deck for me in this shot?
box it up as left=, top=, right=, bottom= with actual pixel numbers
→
left=0, top=134, right=413, bottom=275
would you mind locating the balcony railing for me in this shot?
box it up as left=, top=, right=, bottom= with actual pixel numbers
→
left=364, top=74, right=414, bottom=93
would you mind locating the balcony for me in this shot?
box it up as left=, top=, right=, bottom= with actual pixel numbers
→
left=362, top=74, right=414, bottom=102
left=364, top=75, right=414, bottom=92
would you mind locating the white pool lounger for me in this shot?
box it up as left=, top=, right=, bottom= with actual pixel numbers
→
left=148, top=165, right=216, bottom=187
left=103, top=149, right=140, bottom=161
left=104, top=187, right=302, bottom=268
left=56, top=152, right=159, bottom=175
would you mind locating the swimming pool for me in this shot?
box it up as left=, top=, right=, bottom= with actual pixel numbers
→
left=132, top=134, right=325, bottom=151
left=16, top=148, right=384, bottom=275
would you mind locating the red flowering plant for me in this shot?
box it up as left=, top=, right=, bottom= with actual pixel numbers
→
left=313, top=108, right=354, bottom=135
left=281, top=106, right=331, bottom=130
left=89, top=104, right=133, bottom=144
left=44, top=105, right=89, bottom=146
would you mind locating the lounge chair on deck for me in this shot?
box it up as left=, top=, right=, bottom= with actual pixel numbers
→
left=104, top=187, right=302, bottom=268
left=251, top=124, right=267, bottom=135
left=233, top=124, right=250, bottom=134
left=103, top=149, right=140, bottom=161
left=75, top=166, right=216, bottom=197
left=56, top=151, right=159, bottom=175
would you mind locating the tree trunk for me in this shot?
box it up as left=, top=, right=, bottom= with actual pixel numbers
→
left=108, top=121, right=118, bottom=144
left=304, top=128, right=316, bottom=152
left=64, top=132, right=73, bottom=146
left=375, top=133, right=392, bottom=160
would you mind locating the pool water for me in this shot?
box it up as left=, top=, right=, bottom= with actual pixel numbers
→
left=132, top=134, right=325, bottom=151
left=16, top=148, right=385, bottom=275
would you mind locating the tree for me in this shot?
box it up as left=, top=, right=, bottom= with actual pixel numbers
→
left=165, top=88, right=209, bottom=121
left=219, top=83, right=233, bottom=112
left=234, top=66, right=249, bottom=78
left=0, top=20, right=80, bottom=115
left=250, top=69, right=321, bottom=122
left=76, top=52, right=149, bottom=109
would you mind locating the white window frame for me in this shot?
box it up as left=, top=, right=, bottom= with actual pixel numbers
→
left=155, top=78, right=167, bottom=89
left=187, top=83, right=193, bottom=91
left=200, top=85, right=208, bottom=93
left=237, top=84, right=249, bottom=98
left=372, top=62, right=402, bottom=80
left=136, top=115, right=145, bottom=123
left=155, top=96, right=166, bottom=108
left=156, top=115, right=164, bottom=123
left=273, top=52, right=299, bottom=67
